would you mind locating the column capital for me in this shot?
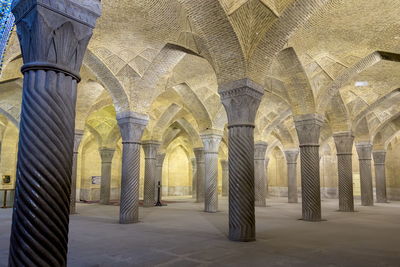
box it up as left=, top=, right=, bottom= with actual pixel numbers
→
left=99, top=147, right=115, bottom=163
left=284, top=149, right=299, bottom=164
left=294, top=113, right=325, bottom=146
left=73, top=130, right=84, bottom=153
left=12, top=0, right=101, bottom=81
left=156, top=153, right=166, bottom=167
left=219, top=78, right=264, bottom=127
left=356, top=142, right=373, bottom=160
left=333, top=131, right=354, bottom=155
left=372, top=150, right=386, bottom=165
left=200, top=133, right=222, bottom=154
left=117, top=111, right=149, bottom=144
left=194, top=147, right=205, bottom=163
left=142, top=141, right=161, bottom=159
left=254, top=141, right=268, bottom=160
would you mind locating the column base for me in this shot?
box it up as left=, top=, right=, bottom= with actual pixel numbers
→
left=288, top=200, right=298, bottom=204
left=229, top=234, right=256, bottom=242
left=119, top=219, right=139, bottom=224
left=255, top=200, right=266, bottom=207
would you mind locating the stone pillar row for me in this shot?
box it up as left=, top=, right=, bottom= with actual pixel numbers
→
left=156, top=153, right=166, bottom=201
left=221, top=159, right=229, bottom=197
left=356, top=142, right=374, bottom=206
left=220, top=78, right=264, bottom=242
left=333, top=132, right=355, bottom=212
left=373, top=150, right=387, bottom=203
left=70, top=130, right=84, bottom=214
left=254, top=142, right=268, bottom=207
left=201, top=132, right=222, bottom=213
left=99, top=147, right=116, bottom=205
left=142, top=141, right=160, bottom=207
left=9, top=0, right=101, bottom=265
left=284, top=149, right=299, bottom=204
left=117, top=111, right=148, bottom=224
left=191, top=158, right=197, bottom=199
left=194, top=148, right=205, bottom=203
left=294, top=114, right=324, bottom=222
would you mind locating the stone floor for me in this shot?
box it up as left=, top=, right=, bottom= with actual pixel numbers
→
left=1, top=197, right=400, bottom=267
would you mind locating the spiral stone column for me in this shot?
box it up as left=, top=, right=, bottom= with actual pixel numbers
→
left=99, top=147, right=115, bottom=205
left=191, top=158, right=197, bottom=198
left=220, top=78, right=264, bottom=242
left=201, top=132, right=222, bottom=213
left=373, top=150, right=387, bottom=203
left=254, top=142, right=268, bottom=207
left=117, top=111, right=148, bottom=224
left=221, top=159, right=229, bottom=197
left=143, top=141, right=160, bottom=207
left=294, top=114, right=324, bottom=221
left=194, top=148, right=205, bottom=203
left=333, top=132, right=355, bottom=212
left=284, top=149, right=299, bottom=203
left=8, top=1, right=100, bottom=266
left=156, top=153, right=166, bottom=201
left=70, top=130, right=84, bottom=214
left=356, top=142, right=374, bottom=206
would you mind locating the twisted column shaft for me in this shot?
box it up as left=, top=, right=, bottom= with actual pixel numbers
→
left=284, top=149, right=299, bottom=203
left=70, top=130, right=83, bottom=214
left=143, top=141, right=160, bottom=207
left=194, top=148, right=205, bottom=203
left=333, top=132, right=354, bottom=212
left=254, top=142, right=268, bottom=207
left=221, top=159, right=229, bottom=197
left=117, top=111, right=148, bottom=224
left=156, top=153, right=166, bottom=201
left=201, top=133, right=222, bottom=213
left=294, top=114, right=324, bottom=221
left=191, top=158, right=197, bottom=198
left=99, top=148, right=115, bottom=205
left=220, top=78, right=264, bottom=242
left=373, top=150, right=387, bottom=203
left=356, top=142, right=374, bottom=206
left=9, top=1, right=100, bottom=266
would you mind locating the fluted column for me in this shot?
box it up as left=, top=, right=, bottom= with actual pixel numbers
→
left=8, top=1, right=100, bottom=265
left=284, top=149, right=299, bottom=203
left=265, top=157, right=270, bottom=197
left=221, top=159, right=229, bottom=197
left=220, top=78, right=264, bottom=242
left=333, top=132, right=355, bottom=212
left=356, top=142, right=374, bottom=206
left=99, top=148, right=115, bottom=205
left=143, top=141, right=160, bottom=207
left=201, top=132, right=222, bottom=213
left=70, top=130, right=84, bottom=214
left=294, top=114, right=324, bottom=221
left=117, top=111, right=148, bottom=224
left=373, top=150, right=387, bottom=203
left=156, top=153, right=166, bottom=202
left=254, top=142, right=268, bottom=207
left=194, top=148, right=205, bottom=203
left=191, top=158, right=197, bottom=199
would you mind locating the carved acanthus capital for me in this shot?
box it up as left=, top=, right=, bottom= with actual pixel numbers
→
left=156, top=153, right=166, bottom=167
left=372, top=150, right=386, bottom=165
left=12, top=0, right=101, bottom=80
left=142, top=141, right=161, bottom=159
left=333, top=131, right=354, bottom=155
left=284, top=149, right=299, bottom=164
left=99, top=147, right=115, bottom=163
left=117, top=111, right=149, bottom=144
left=355, top=142, right=372, bottom=160
left=73, top=129, right=84, bottom=153
left=219, top=78, right=264, bottom=127
left=254, top=141, right=268, bottom=160
left=200, top=133, right=222, bottom=154
left=294, top=113, right=325, bottom=146
left=194, top=148, right=205, bottom=163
